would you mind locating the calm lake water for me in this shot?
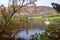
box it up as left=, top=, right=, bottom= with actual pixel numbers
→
left=15, top=19, right=47, bottom=40
left=17, top=29, right=45, bottom=40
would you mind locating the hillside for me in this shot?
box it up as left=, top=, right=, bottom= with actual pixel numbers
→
left=0, top=6, right=56, bottom=16
left=20, top=6, right=56, bottom=15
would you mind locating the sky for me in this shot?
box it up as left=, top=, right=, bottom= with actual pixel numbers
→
left=0, top=0, right=60, bottom=7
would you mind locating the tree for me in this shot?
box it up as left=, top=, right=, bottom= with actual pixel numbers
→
left=6, top=0, right=37, bottom=25
left=0, top=0, right=37, bottom=40
left=51, top=3, right=60, bottom=13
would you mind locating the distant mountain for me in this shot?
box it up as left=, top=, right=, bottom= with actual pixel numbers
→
left=20, top=6, right=56, bottom=15
left=0, top=5, right=56, bottom=15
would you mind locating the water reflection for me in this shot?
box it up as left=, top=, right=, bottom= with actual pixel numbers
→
left=16, top=29, right=45, bottom=40
left=44, top=19, right=50, bottom=25
left=44, top=21, right=50, bottom=25
left=15, top=19, right=46, bottom=40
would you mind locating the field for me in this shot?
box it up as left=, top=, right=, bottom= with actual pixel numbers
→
left=28, top=14, right=60, bottom=21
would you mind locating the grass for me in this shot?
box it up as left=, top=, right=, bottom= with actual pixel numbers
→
left=28, top=14, right=60, bottom=19
left=28, top=16, right=42, bottom=19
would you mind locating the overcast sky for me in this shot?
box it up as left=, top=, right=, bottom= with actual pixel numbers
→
left=0, top=0, right=60, bottom=7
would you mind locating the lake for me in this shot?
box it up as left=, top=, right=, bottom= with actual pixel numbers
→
left=15, top=19, right=47, bottom=40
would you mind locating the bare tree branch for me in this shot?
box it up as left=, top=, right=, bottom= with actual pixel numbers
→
left=6, top=0, right=36, bottom=25
left=12, top=0, right=15, bottom=12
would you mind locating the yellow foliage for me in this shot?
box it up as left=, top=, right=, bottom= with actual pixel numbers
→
left=0, top=5, right=31, bottom=39
left=1, top=7, right=10, bottom=20
left=0, top=16, right=31, bottom=38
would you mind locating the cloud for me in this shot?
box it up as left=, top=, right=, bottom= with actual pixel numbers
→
left=36, top=0, right=60, bottom=7
left=0, top=0, right=8, bottom=7
left=0, top=0, right=60, bottom=7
